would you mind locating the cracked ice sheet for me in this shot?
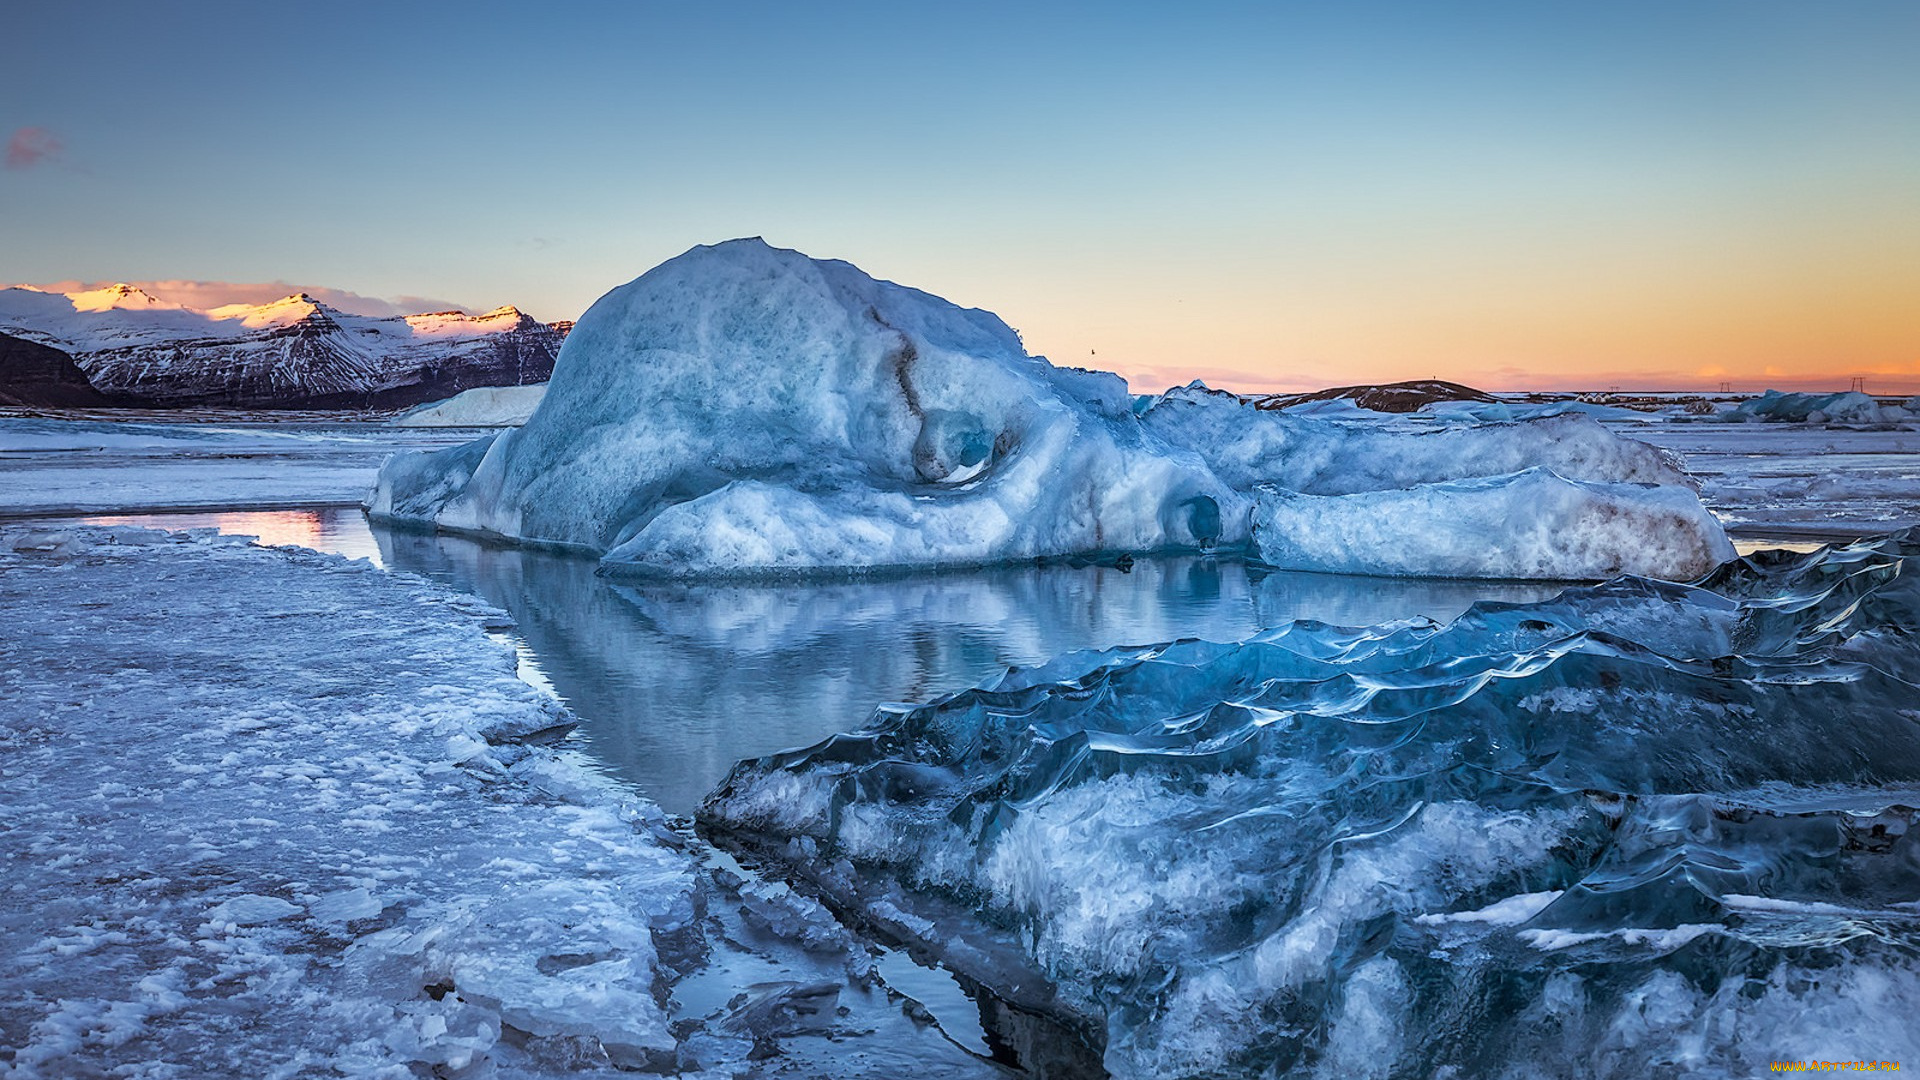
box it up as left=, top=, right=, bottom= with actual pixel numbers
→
left=0, top=526, right=698, bottom=1078
left=1622, top=423, right=1920, bottom=538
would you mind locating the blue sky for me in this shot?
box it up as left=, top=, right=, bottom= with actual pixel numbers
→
left=4, top=1, right=1916, bottom=391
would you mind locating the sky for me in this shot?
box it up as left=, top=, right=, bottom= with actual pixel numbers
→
left=3, top=1, right=1916, bottom=394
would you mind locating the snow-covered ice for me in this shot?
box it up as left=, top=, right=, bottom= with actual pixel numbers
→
left=705, top=531, right=1920, bottom=1078
left=1252, top=467, right=1734, bottom=579
left=394, top=384, right=548, bottom=427
left=0, top=526, right=699, bottom=1076
left=374, top=240, right=1724, bottom=581
left=375, top=238, right=1242, bottom=574
left=1139, top=383, right=1694, bottom=494
left=1144, top=384, right=1920, bottom=542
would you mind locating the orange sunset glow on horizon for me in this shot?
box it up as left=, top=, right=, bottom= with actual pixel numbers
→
left=5, top=3, right=1915, bottom=399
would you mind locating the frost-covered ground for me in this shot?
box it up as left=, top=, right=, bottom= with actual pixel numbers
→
left=0, top=526, right=1013, bottom=1079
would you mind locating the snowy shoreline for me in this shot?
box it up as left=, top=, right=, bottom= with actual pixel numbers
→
left=0, top=525, right=700, bottom=1076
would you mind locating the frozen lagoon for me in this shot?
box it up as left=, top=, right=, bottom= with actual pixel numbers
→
left=3, top=411, right=1919, bottom=1077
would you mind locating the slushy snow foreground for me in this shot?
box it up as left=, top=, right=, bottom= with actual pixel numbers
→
left=373, top=239, right=1729, bottom=580
left=0, top=526, right=700, bottom=1077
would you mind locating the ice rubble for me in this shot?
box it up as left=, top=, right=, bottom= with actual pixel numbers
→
left=0, top=525, right=696, bottom=1076
left=705, top=531, right=1920, bottom=1078
left=373, top=238, right=1728, bottom=580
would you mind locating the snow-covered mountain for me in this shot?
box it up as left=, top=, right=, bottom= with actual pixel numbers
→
left=0, top=284, right=565, bottom=408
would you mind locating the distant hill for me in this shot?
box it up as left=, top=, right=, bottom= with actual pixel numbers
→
left=1250, top=379, right=1498, bottom=413
left=0, top=284, right=567, bottom=409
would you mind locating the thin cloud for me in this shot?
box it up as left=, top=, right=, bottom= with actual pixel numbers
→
left=5, top=126, right=63, bottom=170
left=14, top=279, right=471, bottom=318
left=1114, top=362, right=1322, bottom=397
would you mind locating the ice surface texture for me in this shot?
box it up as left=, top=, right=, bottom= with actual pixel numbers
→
left=705, top=531, right=1920, bottom=1078
left=1252, top=467, right=1735, bottom=580
left=373, top=239, right=1726, bottom=580
left=0, top=527, right=696, bottom=1077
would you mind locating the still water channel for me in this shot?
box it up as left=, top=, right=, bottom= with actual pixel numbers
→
left=85, top=507, right=1576, bottom=815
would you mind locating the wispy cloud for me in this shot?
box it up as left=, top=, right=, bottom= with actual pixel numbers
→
left=12, top=279, right=471, bottom=318
left=5, top=126, right=63, bottom=170
left=1114, top=362, right=1322, bottom=397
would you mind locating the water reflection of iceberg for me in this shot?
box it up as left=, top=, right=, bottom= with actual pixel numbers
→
left=705, top=532, right=1920, bottom=1078
left=374, top=527, right=1558, bottom=815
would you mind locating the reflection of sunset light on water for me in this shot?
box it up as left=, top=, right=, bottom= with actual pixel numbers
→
left=81, top=509, right=383, bottom=566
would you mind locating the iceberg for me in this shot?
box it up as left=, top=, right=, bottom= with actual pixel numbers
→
left=703, top=531, right=1920, bottom=1077
left=1724, top=389, right=1914, bottom=425
left=374, top=239, right=1728, bottom=580
left=374, top=239, right=1240, bottom=574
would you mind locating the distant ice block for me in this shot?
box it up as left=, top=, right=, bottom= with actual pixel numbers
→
left=1724, top=389, right=1913, bottom=424
left=374, top=240, right=1727, bottom=580
left=1252, top=468, right=1735, bottom=580
left=393, top=384, right=547, bottom=426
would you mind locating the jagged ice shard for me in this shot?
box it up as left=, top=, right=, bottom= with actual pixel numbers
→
left=372, top=239, right=1730, bottom=579
left=704, top=532, right=1920, bottom=1077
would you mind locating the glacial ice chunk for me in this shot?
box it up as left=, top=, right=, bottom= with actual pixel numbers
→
left=373, top=239, right=1727, bottom=580
left=373, top=238, right=1244, bottom=573
left=1252, top=467, right=1736, bottom=580
left=1725, top=389, right=1913, bottom=424
left=704, top=530, right=1920, bottom=1078
left=1139, top=383, right=1696, bottom=494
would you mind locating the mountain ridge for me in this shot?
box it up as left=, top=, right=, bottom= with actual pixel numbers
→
left=0, top=284, right=566, bottom=409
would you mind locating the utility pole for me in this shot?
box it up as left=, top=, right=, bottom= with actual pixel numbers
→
left=1850, top=376, right=1866, bottom=393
